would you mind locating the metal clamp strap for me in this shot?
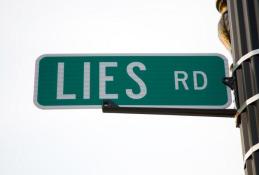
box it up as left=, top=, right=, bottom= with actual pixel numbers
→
left=232, top=49, right=259, bottom=72
left=244, top=143, right=259, bottom=168
left=235, top=94, right=259, bottom=124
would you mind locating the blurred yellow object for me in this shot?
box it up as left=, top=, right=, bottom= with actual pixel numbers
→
left=216, top=0, right=231, bottom=51
left=216, top=0, right=227, bottom=13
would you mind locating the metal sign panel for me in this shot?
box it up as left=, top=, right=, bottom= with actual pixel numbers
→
left=34, top=54, right=231, bottom=109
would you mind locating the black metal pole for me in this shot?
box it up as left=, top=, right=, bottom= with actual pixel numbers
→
left=224, top=0, right=259, bottom=174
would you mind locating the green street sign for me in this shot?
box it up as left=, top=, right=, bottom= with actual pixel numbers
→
left=34, top=54, right=231, bottom=109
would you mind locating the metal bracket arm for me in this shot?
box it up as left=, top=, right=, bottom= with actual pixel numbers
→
left=102, top=100, right=236, bottom=118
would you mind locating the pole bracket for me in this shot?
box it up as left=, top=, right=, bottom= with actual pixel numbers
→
left=222, top=77, right=235, bottom=90
left=244, top=143, right=259, bottom=169
left=224, top=49, right=259, bottom=91
left=235, top=94, right=259, bottom=127
left=231, top=49, right=259, bottom=73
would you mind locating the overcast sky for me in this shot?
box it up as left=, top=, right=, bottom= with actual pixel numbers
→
left=0, top=0, right=244, bottom=175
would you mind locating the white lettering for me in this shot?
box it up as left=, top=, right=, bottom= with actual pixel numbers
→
left=174, top=71, right=189, bottom=90
left=193, top=71, right=207, bottom=90
left=126, top=62, right=147, bottom=99
left=99, top=62, right=118, bottom=99
left=56, top=62, right=76, bottom=99
left=83, top=62, right=90, bottom=99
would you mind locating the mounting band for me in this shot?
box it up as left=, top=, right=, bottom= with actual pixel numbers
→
left=244, top=143, right=259, bottom=168
left=232, top=49, right=259, bottom=72
left=235, top=94, right=259, bottom=125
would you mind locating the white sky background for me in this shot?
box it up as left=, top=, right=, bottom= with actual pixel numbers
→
left=0, top=0, right=244, bottom=175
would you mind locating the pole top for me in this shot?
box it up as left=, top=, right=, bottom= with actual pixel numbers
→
left=216, top=0, right=227, bottom=14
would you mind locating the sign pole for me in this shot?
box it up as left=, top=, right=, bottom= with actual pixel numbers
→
left=217, top=0, right=259, bottom=174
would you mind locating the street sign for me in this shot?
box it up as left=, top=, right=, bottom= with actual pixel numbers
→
left=34, top=54, right=231, bottom=109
